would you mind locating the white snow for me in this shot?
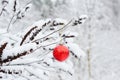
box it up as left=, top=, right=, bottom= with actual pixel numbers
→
left=67, top=43, right=85, bottom=58
left=2, top=43, right=37, bottom=60
left=1, top=0, right=119, bottom=80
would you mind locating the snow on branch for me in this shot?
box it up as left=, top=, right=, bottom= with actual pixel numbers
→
left=0, top=0, right=8, bottom=16
left=4, top=0, right=32, bottom=32
left=0, top=42, right=8, bottom=65
left=0, top=15, right=87, bottom=80
left=0, top=0, right=88, bottom=79
left=0, top=42, right=8, bottom=55
left=2, top=43, right=37, bottom=63
left=20, top=26, right=38, bottom=45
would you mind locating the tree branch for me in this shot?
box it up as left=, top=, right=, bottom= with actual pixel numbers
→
left=20, top=26, right=37, bottom=45
left=32, top=19, right=73, bottom=43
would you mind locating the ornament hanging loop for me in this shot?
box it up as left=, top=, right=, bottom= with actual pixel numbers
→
left=58, top=19, right=74, bottom=45
left=59, top=26, right=64, bottom=45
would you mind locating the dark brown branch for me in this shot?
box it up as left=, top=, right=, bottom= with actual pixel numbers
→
left=13, top=1, right=32, bottom=24
left=0, top=42, right=7, bottom=54
left=20, top=26, right=37, bottom=45
left=2, top=40, right=60, bottom=64
left=29, top=21, right=51, bottom=41
left=2, top=50, right=29, bottom=63
left=32, top=19, right=73, bottom=43
left=13, top=0, right=17, bottom=12
left=62, top=35, right=75, bottom=38
left=0, top=42, right=7, bottom=66
left=70, top=50, right=78, bottom=59
left=0, top=68, right=21, bottom=74
left=50, top=20, right=64, bottom=27
left=72, top=17, right=87, bottom=26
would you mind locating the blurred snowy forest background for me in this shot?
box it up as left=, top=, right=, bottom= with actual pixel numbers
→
left=0, top=0, right=120, bottom=80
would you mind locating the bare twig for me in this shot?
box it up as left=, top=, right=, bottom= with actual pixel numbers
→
left=2, top=39, right=60, bottom=64
left=29, top=20, right=51, bottom=41
left=0, top=0, right=8, bottom=16
left=13, top=0, right=17, bottom=12
left=13, top=1, right=32, bottom=24
left=2, top=51, right=28, bottom=63
left=20, top=26, right=38, bottom=45
left=0, top=42, right=7, bottom=66
left=0, top=8, right=4, bottom=16
left=32, top=19, right=73, bottom=43
left=0, top=42, right=7, bottom=54
left=7, top=15, right=15, bottom=32
left=7, top=1, right=32, bottom=32
left=24, top=68, right=42, bottom=79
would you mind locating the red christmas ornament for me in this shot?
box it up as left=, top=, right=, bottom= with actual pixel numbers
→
left=53, top=44, right=69, bottom=62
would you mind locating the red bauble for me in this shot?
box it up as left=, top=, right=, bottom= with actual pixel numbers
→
left=53, top=44, right=69, bottom=62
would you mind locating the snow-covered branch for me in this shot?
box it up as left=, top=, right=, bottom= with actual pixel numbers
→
left=0, top=2, right=87, bottom=79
